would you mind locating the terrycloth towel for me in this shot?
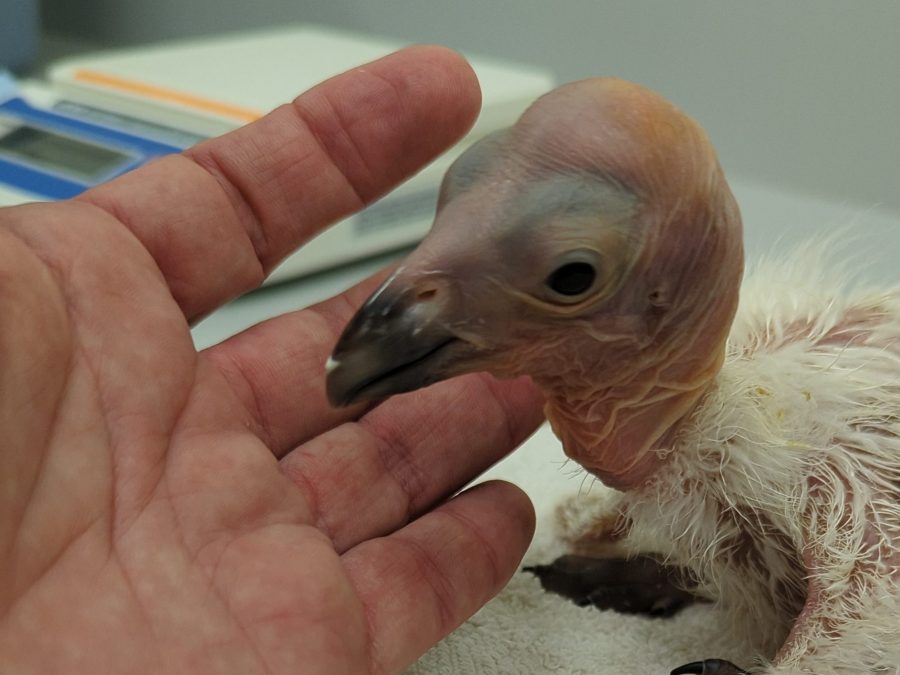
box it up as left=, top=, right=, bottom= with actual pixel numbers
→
left=408, top=425, right=754, bottom=674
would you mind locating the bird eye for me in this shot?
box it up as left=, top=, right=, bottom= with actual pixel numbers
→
left=546, top=261, right=597, bottom=297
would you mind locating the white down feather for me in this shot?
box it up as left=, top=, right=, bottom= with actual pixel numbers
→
left=618, top=241, right=900, bottom=674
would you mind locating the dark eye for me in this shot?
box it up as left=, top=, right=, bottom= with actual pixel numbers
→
left=546, top=262, right=596, bottom=296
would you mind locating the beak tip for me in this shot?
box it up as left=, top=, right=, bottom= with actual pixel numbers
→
left=323, top=281, right=466, bottom=410
left=324, top=371, right=356, bottom=409
left=325, top=355, right=340, bottom=375
left=325, top=355, right=379, bottom=409
left=324, top=356, right=344, bottom=407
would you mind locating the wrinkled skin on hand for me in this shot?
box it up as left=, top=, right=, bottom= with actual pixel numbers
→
left=0, top=47, right=544, bottom=674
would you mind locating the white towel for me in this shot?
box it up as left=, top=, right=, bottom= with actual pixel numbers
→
left=408, top=425, right=753, bottom=674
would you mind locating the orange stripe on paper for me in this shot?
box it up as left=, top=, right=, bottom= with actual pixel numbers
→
left=72, top=69, right=263, bottom=123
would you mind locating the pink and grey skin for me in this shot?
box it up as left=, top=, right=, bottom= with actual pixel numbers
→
left=327, top=79, right=765, bottom=674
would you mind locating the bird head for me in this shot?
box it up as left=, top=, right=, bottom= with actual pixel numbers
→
left=326, top=78, right=743, bottom=488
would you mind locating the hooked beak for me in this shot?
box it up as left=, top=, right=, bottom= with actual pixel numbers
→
left=326, top=273, right=474, bottom=407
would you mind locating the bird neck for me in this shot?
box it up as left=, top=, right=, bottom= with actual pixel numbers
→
left=541, top=354, right=723, bottom=491
left=538, top=300, right=733, bottom=491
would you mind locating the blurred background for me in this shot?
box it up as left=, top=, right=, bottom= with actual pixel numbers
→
left=17, top=0, right=897, bottom=216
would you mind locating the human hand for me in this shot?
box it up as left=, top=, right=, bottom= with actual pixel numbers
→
left=0, top=47, right=544, bottom=674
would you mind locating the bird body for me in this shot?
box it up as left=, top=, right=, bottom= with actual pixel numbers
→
left=326, top=77, right=900, bottom=673
left=610, top=249, right=900, bottom=671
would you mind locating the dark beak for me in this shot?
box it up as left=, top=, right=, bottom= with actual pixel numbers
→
left=326, top=275, right=466, bottom=407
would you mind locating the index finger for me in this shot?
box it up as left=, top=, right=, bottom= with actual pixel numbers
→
left=77, top=46, right=482, bottom=321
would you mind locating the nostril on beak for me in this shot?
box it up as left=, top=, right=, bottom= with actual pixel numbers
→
left=406, top=278, right=454, bottom=326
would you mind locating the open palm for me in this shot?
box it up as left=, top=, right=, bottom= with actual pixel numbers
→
left=0, top=47, right=543, bottom=674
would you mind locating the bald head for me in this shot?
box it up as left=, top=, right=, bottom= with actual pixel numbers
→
left=327, top=78, right=742, bottom=485
left=422, top=77, right=740, bottom=329
left=512, top=79, right=713, bottom=186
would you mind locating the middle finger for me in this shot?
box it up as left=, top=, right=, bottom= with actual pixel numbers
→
left=280, top=372, right=544, bottom=552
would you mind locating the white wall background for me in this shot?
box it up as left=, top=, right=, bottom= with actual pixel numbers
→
left=42, top=1, right=899, bottom=215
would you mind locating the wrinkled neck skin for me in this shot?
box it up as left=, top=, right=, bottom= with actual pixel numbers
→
left=540, top=318, right=729, bottom=491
